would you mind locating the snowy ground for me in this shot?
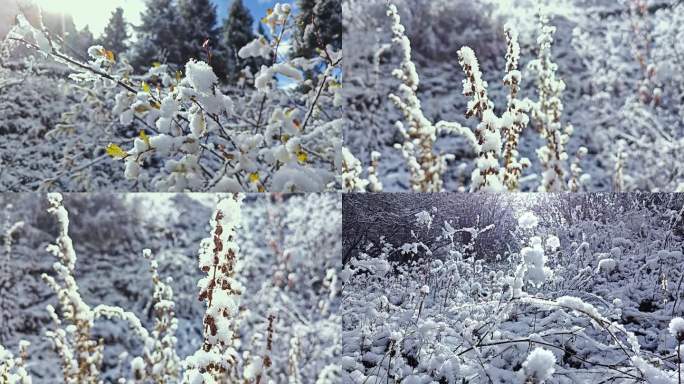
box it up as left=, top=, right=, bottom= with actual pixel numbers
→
left=0, top=192, right=341, bottom=382
left=342, top=193, right=684, bottom=383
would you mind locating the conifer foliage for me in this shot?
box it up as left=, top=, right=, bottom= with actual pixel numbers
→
left=221, top=0, right=263, bottom=83
left=293, top=0, right=342, bottom=58
left=99, top=7, right=129, bottom=58
left=130, top=0, right=184, bottom=70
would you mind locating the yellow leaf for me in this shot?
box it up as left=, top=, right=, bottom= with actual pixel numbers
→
left=134, top=104, right=151, bottom=113
left=139, top=130, right=150, bottom=147
left=152, top=62, right=161, bottom=68
left=104, top=50, right=115, bottom=61
left=151, top=101, right=161, bottom=109
left=142, top=81, right=150, bottom=93
left=281, top=134, right=290, bottom=143
left=248, top=172, right=260, bottom=183
left=297, top=150, right=308, bottom=164
left=175, top=71, right=182, bottom=83
left=257, top=185, right=265, bottom=192
left=106, top=143, right=127, bottom=159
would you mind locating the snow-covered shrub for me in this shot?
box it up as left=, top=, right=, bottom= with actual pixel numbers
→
left=520, top=348, right=555, bottom=383
left=347, top=2, right=586, bottom=192
left=343, top=193, right=684, bottom=383
left=183, top=195, right=244, bottom=381
left=0, top=341, right=31, bottom=384
left=1, top=218, right=23, bottom=344
left=1, top=4, right=342, bottom=192
left=341, top=147, right=382, bottom=192
left=527, top=12, right=573, bottom=192
left=568, top=0, right=684, bottom=191
left=3, top=192, right=340, bottom=383
left=345, top=0, right=684, bottom=192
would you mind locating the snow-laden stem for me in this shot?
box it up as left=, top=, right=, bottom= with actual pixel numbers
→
left=183, top=194, right=245, bottom=382
left=501, top=24, right=530, bottom=191
left=386, top=3, right=454, bottom=192
left=528, top=11, right=572, bottom=192
left=42, top=193, right=103, bottom=384
left=0, top=341, right=31, bottom=384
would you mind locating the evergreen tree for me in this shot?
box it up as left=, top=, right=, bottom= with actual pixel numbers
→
left=99, top=7, right=129, bottom=56
left=131, top=0, right=184, bottom=71
left=221, top=0, right=262, bottom=83
left=292, top=0, right=342, bottom=58
left=177, top=0, right=225, bottom=79
left=42, top=12, right=78, bottom=53
left=73, top=25, right=94, bottom=56
left=39, top=12, right=93, bottom=58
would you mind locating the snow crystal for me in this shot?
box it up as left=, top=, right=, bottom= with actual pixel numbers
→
left=243, top=356, right=263, bottom=379
left=415, top=210, right=432, bottom=229
left=522, top=348, right=556, bottom=382
left=254, top=63, right=303, bottom=92
left=159, top=95, right=179, bottom=118
left=545, top=235, right=560, bottom=250
left=190, top=110, right=206, bottom=137
left=151, top=134, right=183, bottom=157
left=518, top=211, right=539, bottom=229
left=185, top=60, right=217, bottom=93
left=596, top=258, right=617, bottom=274
left=88, top=45, right=105, bottom=59
left=124, top=159, right=140, bottom=180
left=130, top=356, right=144, bottom=375
left=521, top=237, right=550, bottom=287
left=669, top=317, right=684, bottom=341
left=210, top=177, right=242, bottom=192
left=270, top=165, right=329, bottom=192
left=555, top=296, right=603, bottom=320
left=238, top=37, right=272, bottom=59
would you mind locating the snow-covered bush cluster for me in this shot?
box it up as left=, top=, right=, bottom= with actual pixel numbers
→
left=342, top=193, right=684, bottom=382
left=1, top=2, right=342, bottom=192
left=0, top=192, right=340, bottom=383
left=343, top=0, right=684, bottom=192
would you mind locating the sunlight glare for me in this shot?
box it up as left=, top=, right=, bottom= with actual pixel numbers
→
left=31, top=0, right=144, bottom=37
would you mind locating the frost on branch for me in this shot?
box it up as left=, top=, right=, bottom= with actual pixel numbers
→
left=42, top=193, right=104, bottom=383
left=184, top=194, right=245, bottom=381
left=520, top=348, right=555, bottom=383
left=527, top=12, right=573, bottom=192
left=2, top=4, right=342, bottom=192
left=343, top=194, right=684, bottom=382
left=386, top=3, right=456, bottom=192
left=341, top=147, right=382, bottom=192
left=0, top=341, right=31, bottom=384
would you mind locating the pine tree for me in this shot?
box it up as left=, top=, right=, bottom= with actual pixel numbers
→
left=221, top=0, right=262, bottom=83
left=131, top=0, right=184, bottom=71
left=77, top=26, right=95, bottom=53
left=99, top=7, right=129, bottom=56
left=292, top=0, right=342, bottom=58
left=177, top=0, right=225, bottom=79
left=42, top=12, right=83, bottom=56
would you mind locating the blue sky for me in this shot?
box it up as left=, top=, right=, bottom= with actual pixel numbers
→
left=214, top=0, right=292, bottom=30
